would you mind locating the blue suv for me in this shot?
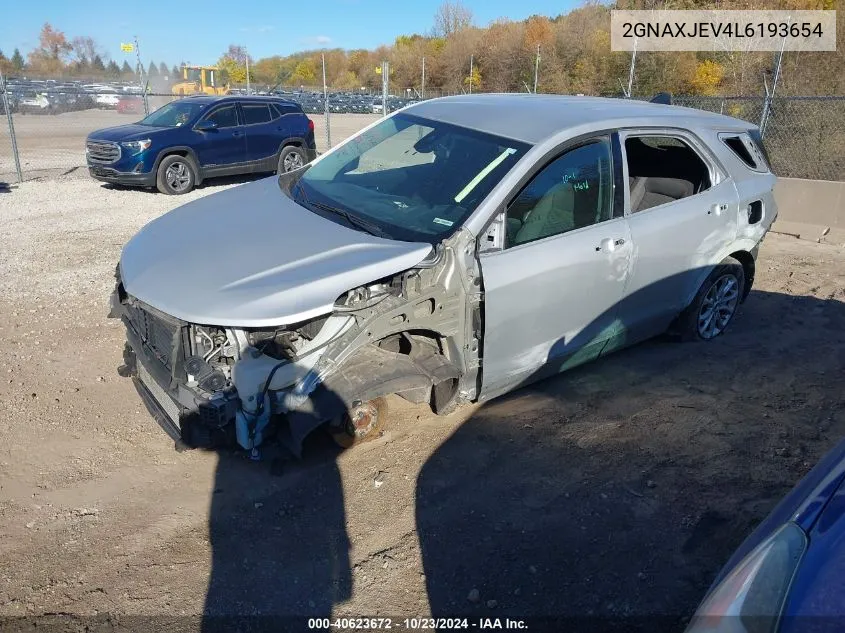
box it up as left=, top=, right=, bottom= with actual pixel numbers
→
left=85, top=95, right=316, bottom=194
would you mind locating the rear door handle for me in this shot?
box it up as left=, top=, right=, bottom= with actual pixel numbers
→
left=709, top=203, right=728, bottom=216
left=232, top=130, right=242, bottom=137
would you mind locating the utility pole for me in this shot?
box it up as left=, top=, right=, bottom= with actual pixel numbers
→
left=421, top=56, right=426, bottom=99
left=134, top=35, right=149, bottom=115
left=469, top=55, right=474, bottom=94
left=533, top=44, right=540, bottom=93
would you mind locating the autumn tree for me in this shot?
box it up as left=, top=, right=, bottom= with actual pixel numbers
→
left=28, top=23, right=73, bottom=74
left=218, top=44, right=253, bottom=84
left=290, top=59, right=318, bottom=85
left=0, top=49, right=11, bottom=76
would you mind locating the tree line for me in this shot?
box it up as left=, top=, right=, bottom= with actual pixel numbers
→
left=222, top=0, right=843, bottom=97
left=0, top=23, right=181, bottom=82
left=3, top=0, right=843, bottom=98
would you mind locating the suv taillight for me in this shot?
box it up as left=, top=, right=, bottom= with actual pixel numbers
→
left=308, top=119, right=315, bottom=131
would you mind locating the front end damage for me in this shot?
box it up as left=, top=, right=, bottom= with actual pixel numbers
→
left=110, top=228, right=483, bottom=455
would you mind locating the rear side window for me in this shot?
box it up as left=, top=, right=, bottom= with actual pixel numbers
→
left=242, top=103, right=272, bottom=125
left=624, top=135, right=712, bottom=213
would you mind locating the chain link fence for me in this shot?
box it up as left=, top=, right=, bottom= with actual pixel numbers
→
left=2, top=79, right=845, bottom=184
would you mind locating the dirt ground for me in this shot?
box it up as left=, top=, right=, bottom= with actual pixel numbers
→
left=0, top=174, right=844, bottom=633
left=0, top=109, right=379, bottom=182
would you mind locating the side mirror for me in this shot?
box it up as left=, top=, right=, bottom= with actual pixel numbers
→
left=195, top=119, right=217, bottom=132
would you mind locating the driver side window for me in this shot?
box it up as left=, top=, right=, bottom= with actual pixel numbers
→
left=204, top=105, right=239, bottom=129
left=506, top=138, right=613, bottom=248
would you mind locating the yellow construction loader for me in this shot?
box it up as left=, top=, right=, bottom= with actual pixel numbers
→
left=171, top=65, right=229, bottom=96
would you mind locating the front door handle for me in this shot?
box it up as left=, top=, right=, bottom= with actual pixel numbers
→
left=232, top=130, right=242, bottom=137
left=596, top=237, right=626, bottom=252
left=709, top=203, right=728, bottom=216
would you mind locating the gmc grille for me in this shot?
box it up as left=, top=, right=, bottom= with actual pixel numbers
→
left=86, top=140, right=121, bottom=164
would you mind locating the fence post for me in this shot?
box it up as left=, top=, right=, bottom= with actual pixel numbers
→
left=322, top=53, right=331, bottom=150
left=0, top=69, right=23, bottom=184
left=382, top=61, right=390, bottom=117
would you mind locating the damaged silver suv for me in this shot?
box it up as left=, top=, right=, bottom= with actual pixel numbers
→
left=111, top=94, right=777, bottom=455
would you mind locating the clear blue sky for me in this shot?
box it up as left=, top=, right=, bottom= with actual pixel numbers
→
left=1, top=0, right=581, bottom=66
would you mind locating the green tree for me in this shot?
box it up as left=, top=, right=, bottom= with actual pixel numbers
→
left=172, top=64, right=181, bottom=78
left=147, top=60, right=158, bottom=76
left=120, top=60, right=133, bottom=78
left=11, top=48, right=25, bottom=72
left=159, top=61, right=168, bottom=76
left=92, top=54, right=106, bottom=73
left=106, top=60, right=121, bottom=78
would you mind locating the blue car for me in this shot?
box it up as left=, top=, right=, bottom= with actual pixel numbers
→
left=687, top=437, right=845, bottom=633
left=85, top=95, right=316, bottom=194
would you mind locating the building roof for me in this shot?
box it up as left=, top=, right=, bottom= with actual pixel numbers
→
left=405, top=94, right=750, bottom=144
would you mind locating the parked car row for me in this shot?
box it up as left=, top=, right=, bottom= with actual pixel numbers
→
left=1, top=79, right=144, bottom=114
left=258, top=89, right=420, bottom=114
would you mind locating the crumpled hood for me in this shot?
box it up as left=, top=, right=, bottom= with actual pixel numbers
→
left=120, top=176, right=433, bottom=327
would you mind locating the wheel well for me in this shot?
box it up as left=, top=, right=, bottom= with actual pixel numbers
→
left=730, top=250, right=755, bottom=301
left=155, top=149, right=200, bottom=182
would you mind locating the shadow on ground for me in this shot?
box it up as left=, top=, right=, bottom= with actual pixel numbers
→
left=416, top=289, right=845, bottom=632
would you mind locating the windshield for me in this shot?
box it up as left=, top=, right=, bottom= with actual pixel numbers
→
left=293, top=113, right=530, bottom=243
left=139, top=101, right=207, bottom=127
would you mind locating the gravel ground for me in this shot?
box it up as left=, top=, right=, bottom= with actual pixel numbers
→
left=0, top=173, right=844, bottom=632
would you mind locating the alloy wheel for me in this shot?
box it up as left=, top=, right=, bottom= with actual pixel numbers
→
left=697, top=274, right=739, bottom=339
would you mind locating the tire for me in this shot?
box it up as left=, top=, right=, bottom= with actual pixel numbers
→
left=156, top=154, right=197, bottom=195
left=677, top=256, right=745, bottom=342
left=329, top=397, right=388, bottom=449
left=277, top=145, right=307, bottom=174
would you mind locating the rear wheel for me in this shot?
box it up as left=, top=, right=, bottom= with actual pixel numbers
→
left=329, top=398, right=388, bottom=449
left=677, top=256, right=745, bottom=341
left=277, top=145, right=306, bottom=174
left=156, top=154, right=197, bottom=195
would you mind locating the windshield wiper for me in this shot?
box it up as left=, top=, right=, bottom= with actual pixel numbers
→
left=300, top=193, right=392, bottom=239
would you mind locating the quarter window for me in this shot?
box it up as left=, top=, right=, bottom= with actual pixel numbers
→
left=506, top=138, right=613, bottom=247
left=272, top=103, right=299, bottom=117
left=242, top=103, right=272, bottom=125
left=205, top=105, right=239, bottom=128
left=624, top=135, right=711, bottom=213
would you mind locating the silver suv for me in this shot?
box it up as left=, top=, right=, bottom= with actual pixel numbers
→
left=110, top=94, right=777, bottom=454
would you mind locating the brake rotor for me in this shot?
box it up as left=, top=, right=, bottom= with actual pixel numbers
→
left=330, top=397, right=388, bottom=449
